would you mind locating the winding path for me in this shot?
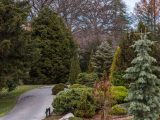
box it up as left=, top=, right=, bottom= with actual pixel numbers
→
left=0, top=86, right=54, bottom=120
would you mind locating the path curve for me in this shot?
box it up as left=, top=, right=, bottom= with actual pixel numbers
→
left=0, top=86, right=54, bottom=120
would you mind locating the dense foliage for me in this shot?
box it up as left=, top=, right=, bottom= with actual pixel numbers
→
left=91, top=41, right=113, bottom=78
left=109, top=47, right=122, bottom=82
left=0, top=0, right=31, bottom=90
left=111, top=72, right=127, bottom=86
left=69, top=84, right=88, bottom=89
left=29, top=7, right=76, bottom=84
left=109, top=47, right=127, bottom=86
left=109, top=105, right=127, bottom=116
left=110, top=86, right=128, bottom=104
left=124, top=34, right=160, bottom=119
left=119, top=32, right=137, bottom=70
left=76, top=73, right=98, bottom=87
left=53, top=87, right=96, bottom=118
left=69, top=54, right=81, bottom=84
left=52, top=83, right=68, bottom=95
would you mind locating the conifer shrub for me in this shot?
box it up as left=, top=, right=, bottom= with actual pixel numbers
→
left=76, top=72, right=98, bottom=87
left=124, top=34, right=160, bottom=119
left=110, top=86, right=128, bottom=104
left=6, top=80, right=17, bottom=92
left=69, top=54, right=81, bottom=84
left=111, top=71, right=127, bottom=86
left=30, top=7, right=76, bottom=84
left=70, top=84, right=88, bottom=89
left=52, top=83, right=68, bottom=95
left=0, top=0, right=32, bottom=90
left=91, top=41, right=113, bottom=78
left=109, top=105, right=127, bottom=115
left=109, top=47, right=122, bottom=82
left=53, top=87, right=96, bottom=118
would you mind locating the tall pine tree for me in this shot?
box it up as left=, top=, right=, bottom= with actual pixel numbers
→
left=30, top=7, right=75, bottom=84
left=124, top=33, right=160, bottom=120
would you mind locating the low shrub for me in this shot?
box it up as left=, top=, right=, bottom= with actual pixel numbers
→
left=70, top=84, right=88, bottom=89
left=52, top=83, right=68, bottom=95
left=76, top=72, right=98, bottom=87
left=109, top=104, right=127, bottom=115
left=6, top=80, right=17, bottom=92
left=111, top=86, right=128, bottom=104
left=53, top=87, right=96, bottom=118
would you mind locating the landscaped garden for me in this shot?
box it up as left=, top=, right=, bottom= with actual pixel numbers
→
left=1, top=0, right=160, bottom=120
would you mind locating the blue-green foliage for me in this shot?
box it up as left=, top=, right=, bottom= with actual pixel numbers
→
left=124, top=34, right=160, bottom=120
left=91, top=41, right=113, bottom=78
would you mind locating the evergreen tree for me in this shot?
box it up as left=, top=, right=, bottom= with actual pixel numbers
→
left=30, top=7, right=75, bottom=84
left=88, top=50, right=94, bottom=73
left=69, top=53, right=81, bottom=84
left=91, top=41, right=113, bottom=78
left=124, top=33, right=160, bottom=120
left=109, top=46, right=121, bottom=81
left=0, top=0, right=30, bottom=90
left=119, top=32, right=138, bottom=70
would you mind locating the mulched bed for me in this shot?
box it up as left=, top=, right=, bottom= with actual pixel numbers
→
left=112, top=115, right=133, bottom=120
left=44, top=114, right=133, bottom=120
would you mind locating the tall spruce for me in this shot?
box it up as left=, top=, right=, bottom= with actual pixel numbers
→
left=0, top=0, right=30, bottom=90
left=124, top=33, right=160, bottom=120
left=91, top=41, right=113, bottom=78
left=30, top=7, right=75, bottom=84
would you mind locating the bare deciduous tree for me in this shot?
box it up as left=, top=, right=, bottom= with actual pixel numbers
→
left=134, top=0, right=160, bottom=32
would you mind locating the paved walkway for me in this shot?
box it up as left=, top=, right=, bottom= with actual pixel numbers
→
left=0, top=86, right=54, bottom=120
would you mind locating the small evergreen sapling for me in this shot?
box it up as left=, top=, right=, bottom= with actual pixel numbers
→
left=124, top=33, right=160, bottom=120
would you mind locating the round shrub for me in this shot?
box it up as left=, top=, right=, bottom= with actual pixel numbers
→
left=76, top=72, right=98, bottom=87
left=109, top=104, right=127, bottom=115
left=53, top=87, right=96, bottom=118
left=52, top=83, right=68, bottom=95
left=110, top=86, right=128, bottom=104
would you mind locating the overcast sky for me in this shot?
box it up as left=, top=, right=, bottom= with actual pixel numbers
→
left=124, top=0, right=140, bottom=12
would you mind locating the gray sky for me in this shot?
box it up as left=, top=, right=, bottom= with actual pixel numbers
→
left=124, top=0, right=140, bottom=12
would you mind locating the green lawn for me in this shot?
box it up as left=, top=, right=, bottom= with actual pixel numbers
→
left=0, top=85, right=41, bottom=117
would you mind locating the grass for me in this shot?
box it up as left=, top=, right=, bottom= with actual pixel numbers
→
left=0, top=85, right=41, bottom=117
